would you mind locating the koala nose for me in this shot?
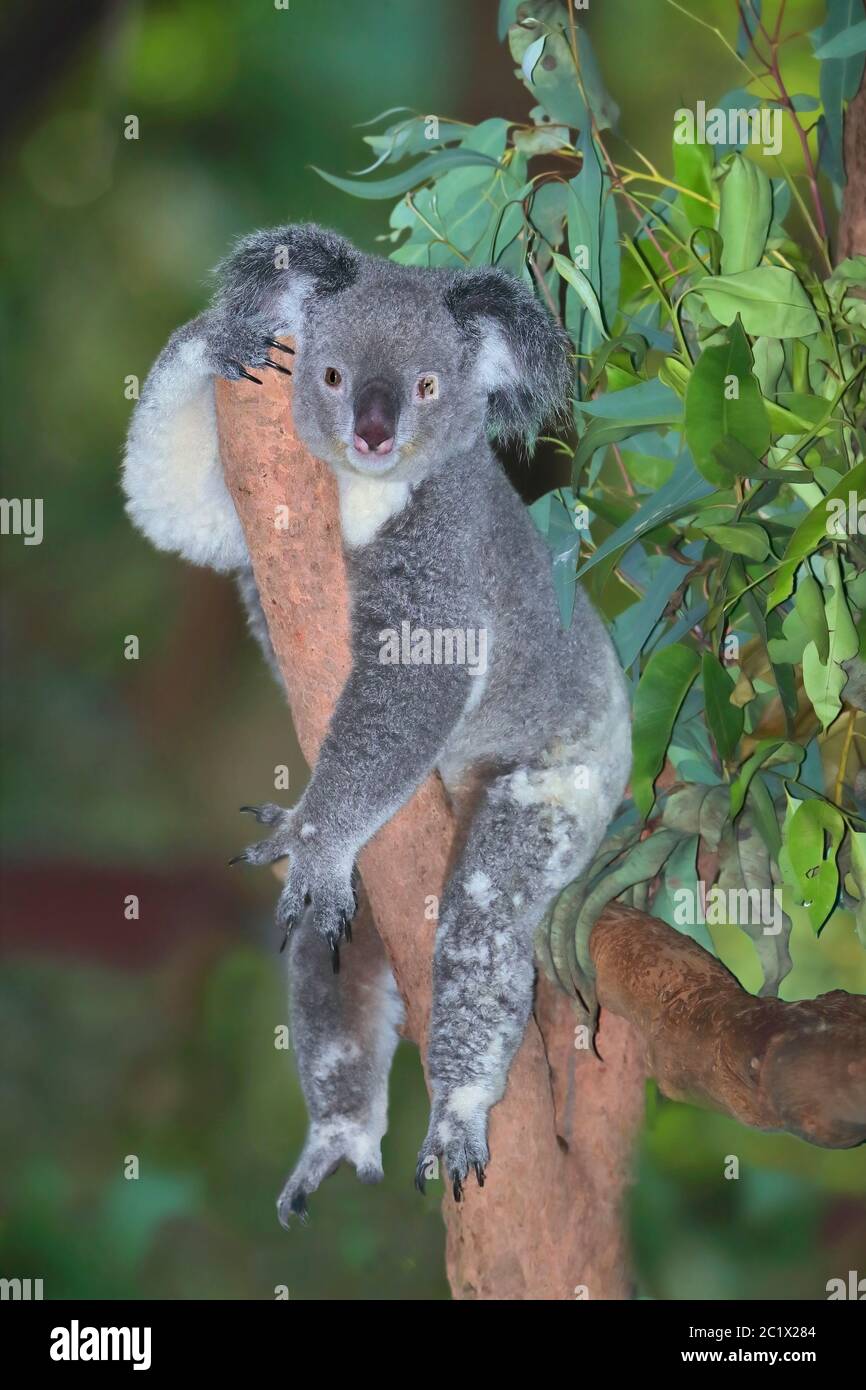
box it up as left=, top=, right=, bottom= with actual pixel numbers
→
left=353, top=379, right=399, bottom=455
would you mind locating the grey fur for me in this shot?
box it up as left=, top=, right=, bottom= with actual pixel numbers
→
left=122, top=222, right=631, bottom=1215
left=235, top=566, right=281, bottom=682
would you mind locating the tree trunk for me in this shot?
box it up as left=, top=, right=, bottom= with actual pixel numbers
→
left=837, top=14, right=866, bottom=262
left=215, top=371, right=647, bottom=1299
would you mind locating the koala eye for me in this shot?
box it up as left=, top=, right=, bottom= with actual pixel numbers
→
left=415, top=373, right=439, bottom=402
left=324, top=367, right=343, bottom=388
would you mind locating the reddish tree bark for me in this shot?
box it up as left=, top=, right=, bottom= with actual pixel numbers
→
left=215, top=365, right=865, bottom=1300
left=837, top=13, right=866, bottom=262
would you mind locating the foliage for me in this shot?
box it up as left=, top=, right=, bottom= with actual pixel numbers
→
left=324, top=0, right=866, bottom=1006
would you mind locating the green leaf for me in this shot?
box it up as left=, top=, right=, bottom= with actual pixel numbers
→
left=673, top=138, right=715, bottom=231
left=521, top=34, right=546, bottom=81
left=657, top=356, right=691, bottom=397
left=632, top=646, right=701, bottom=817
left=508, top=18, right=618, bottom=131
left=767, top=604, right=808, bottom=665
left=313, top=148, right=502, bottom=200
left=573, top=380, right=682, bottom=478
left=730, top=739, right=804, bottom=818
left=576, top=458, right=715, bottom=578
left=717, top=153, right=772, bottom=274
left=650, top=833, right=717, bottom=953
left=802, top=555, right=859, bottom=729
left=711, top=436, right=812, bottom=482
left=696, top=267, right=820, bottom=338
left=813, top=18, right=866, bottom=59
left=827, top=255, right=866, bottom=289
left=551, top=251, right=608, bottom=340
left=767, top=460, right=866, bottom=611
left=849, top=831, right=866, bottom=947
left=573, top=829, right=683, bottom=977
left=685, top=318, right=771, bottom=484
left=796, top=572, right=830, bottom=663
left=529, top=488, right=582, bottom=628
left=785, top=799, right=844, bottom=934
left=748, top=775, right=783, bottom=859
left=702, top=522, right=770, bottom=559
left=811, top=0, right=866, bottom=187
left=702, top=652, right=744, bottom=762
left=513, top=123, right=571, bottom=155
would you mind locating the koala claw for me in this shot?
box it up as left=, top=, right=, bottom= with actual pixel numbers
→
left=265, top=337, right=295, bottom=354
left=277, top=1128, right=384, bottom=1228
left=416, top=1112, right=490, bottom=1202
left=238, top=802, right=284, bottom=825
left=277, top=1185, right=310, bottom=1230
left=261, top=357, right=292, bottom=377
left=231, top=361, right=263, bottom=385
left=276, top=873, right=356, bottom=951
left=234, top=812, right=295, bottom=867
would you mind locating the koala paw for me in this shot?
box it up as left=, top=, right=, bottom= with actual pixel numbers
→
left=415, top=1104, right=490, bottom=1202
left=277, top=1125, right=384, bottom=1228
left=276, top=863, right=356, bottom=958
left=231, top=805, right=357, bottom=955
left=204, top=314, right=293, bottom=385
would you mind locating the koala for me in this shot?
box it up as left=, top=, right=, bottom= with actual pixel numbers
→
left=123, top=223, right=631, bottom=1220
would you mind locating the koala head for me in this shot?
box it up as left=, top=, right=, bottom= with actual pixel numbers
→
left=217, top=224, right=571, bottom=485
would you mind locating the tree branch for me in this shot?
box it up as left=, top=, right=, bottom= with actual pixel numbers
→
left=594, top=903, right=866, bottom=1148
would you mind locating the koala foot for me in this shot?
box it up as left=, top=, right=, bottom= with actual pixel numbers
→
left=277, top=1124, right=384, bottom=1228
left=231, top=804, right=357, bottom=954
left=415, top=1104, right=490, bottom=1202
left=203, top=315, right=293, bottom=385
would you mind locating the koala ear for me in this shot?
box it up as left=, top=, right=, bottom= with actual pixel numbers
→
left=444, top=267, right=572, bottom=448
left=214, top=222, right=360, bottom=333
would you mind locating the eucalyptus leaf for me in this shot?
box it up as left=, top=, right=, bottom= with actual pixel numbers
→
left=697, top=267, right=819, bottom=338
left=551, top=251, right=608, bottom=339
left=767, top=460, right=866, bottom=611
left=576, top=457, right=715, bottom=578
left=314, top=148, right=502, bottom=200
left=801, top=554, right=859, bottom=729
left=685, top=318, right=770, bottom=483
left=785, top=798, right=844, bottom=934
left=632, top=645, right=701, bottom=817
left=730, top=739, right=804, bottom=818
left=702, top=652, right=744, bottom=762
left=717, top=153, right=772, bottom=274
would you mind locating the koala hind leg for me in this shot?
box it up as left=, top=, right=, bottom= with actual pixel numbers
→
left=418, top=740, right=627, bottom=1198
left=278, top=896, right=403, bottom=1226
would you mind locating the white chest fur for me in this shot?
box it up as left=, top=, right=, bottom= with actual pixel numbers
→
left=337, top=473, right=411, bottom=548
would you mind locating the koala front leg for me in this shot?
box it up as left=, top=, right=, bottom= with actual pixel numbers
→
left=122, top=312, right=292, bottom=573
left=278, top=897, right=403, bottom=1225
left=235, top=657, right=472, bottom=952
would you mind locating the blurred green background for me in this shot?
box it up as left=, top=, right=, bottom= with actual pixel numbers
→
left=0, top=0, right=863, bottom=1300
